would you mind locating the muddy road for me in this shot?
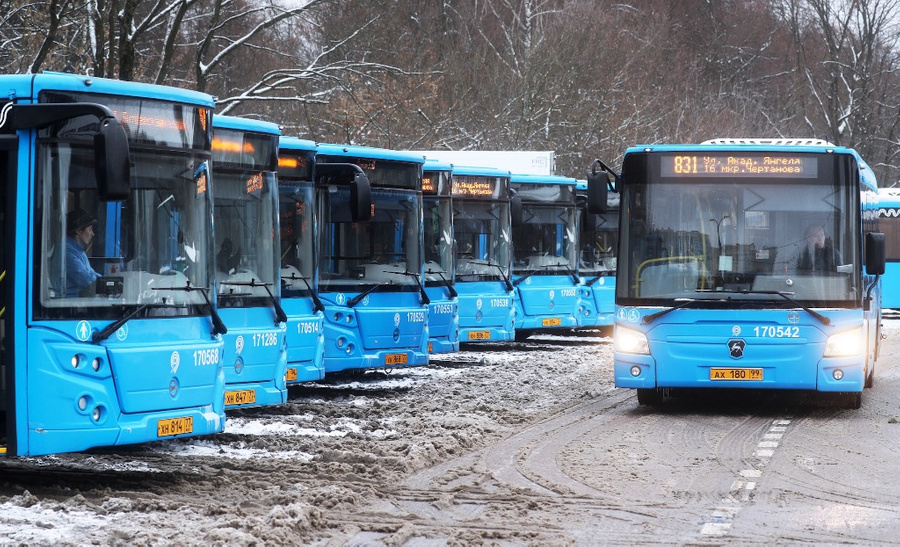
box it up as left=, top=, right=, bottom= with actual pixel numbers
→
left=2, top=324, right=900, bottom=545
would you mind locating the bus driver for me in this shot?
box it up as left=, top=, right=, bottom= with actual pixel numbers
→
left=66, top=208, right=101, bottom=297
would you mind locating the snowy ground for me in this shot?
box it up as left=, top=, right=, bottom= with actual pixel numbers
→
left=0, top=330, right=614, bottom=544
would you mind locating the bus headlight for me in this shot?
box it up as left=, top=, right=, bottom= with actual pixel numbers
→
left=615, top=326, right=650, bottom=355
left=824, top=327, right=863, bottom=357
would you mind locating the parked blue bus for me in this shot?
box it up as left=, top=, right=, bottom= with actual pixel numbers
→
left=0, top=73, right=226, bottom=456
left=276, top=137, right=326, bottom=383
left=211, top=116, right=287, bottom=408
left=611, top=139, right=885, bottom=408
left=315, top=144, right=429, bottom=373
left=422, top=159, right=459, bottom=353
left=576, top=179, right=617, bottom=334
left=451, top=165, right=517, bottom=343
left=876, top=187, right=900, bottom=310
left=510, top=173, right=582, bottom=340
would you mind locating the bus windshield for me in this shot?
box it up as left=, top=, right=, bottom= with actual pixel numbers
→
left=618, top=152, right=860, bottom=306
left=279, top=182, right=316, bottom=298
left=424, top=195, right=454, bottom=284
left=512, top=202, right=578, bottom=275
left=454, top=200, right=511, bottom=282
left=37, top=142, right=213, bottom=319
left=318, top=186, right=422, bottom=292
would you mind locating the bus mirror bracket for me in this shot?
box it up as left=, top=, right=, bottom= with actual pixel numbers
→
left=10, top=102, right=131, bottom=202
left=587, top=158, right=618, bottom=214
left=510, top=189, right=523, bottom=227
left=316, top=163, right=372, bottom=222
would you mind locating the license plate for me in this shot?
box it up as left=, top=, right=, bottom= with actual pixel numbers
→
left=157, top=416, right=193, bottom=437
left=225, top=389, right=257, bottom=405
left=468, top=331, right=491, bottom=340
left=542, top=317, right=562, bottom=327
left=385, top=353, right=408, bottom=365
left=286, top=368, right=298, bottom=381
left=710, top=368, right=763, bottom=381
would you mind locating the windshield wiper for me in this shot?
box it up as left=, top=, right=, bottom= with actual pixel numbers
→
left=221, top=278, right=288, bottom=324
left=347, top=282, right=393, bottom=307
left=548, top=263, right=580, bottom=285
left=426, top=267, right=458, bottom=298
left=513, top=268, right=538, bottom=287
left=469, top=260, right=514, bottom=291
left=280, top=270, right=325, bottom=313
left=92, top=302, right=153, bottom=344
left=388, top=270, right=431, bottom=305
left=153, top=282, right=227, bottom=335
left=585, top=270, right=614, bottom=287
left=641, top=298, right=716, bottom=325
left=712, top=288, right=831, bottom=326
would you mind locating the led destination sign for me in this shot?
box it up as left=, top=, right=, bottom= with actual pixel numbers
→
left=452, top=176, right=499, bottom=198
left=661, top=154, right=818, bottom=178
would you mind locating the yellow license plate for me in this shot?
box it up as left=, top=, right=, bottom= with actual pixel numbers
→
left=428, top=342, right=433, bottom=353
left=542, top=317, right=562, bottom=327
left=385, top=353, right=408, bottom=365
left=468, top=331, right=491, bottom=340
left=710, top=368, right=763, bottom=381
left=157, top=416, right=193, bottom=437
left=225, top=389, right=257, bottom=405
left=286, top=368, right=298, bottom=381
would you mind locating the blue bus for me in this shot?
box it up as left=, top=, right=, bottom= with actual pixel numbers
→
left=0, top=73, right=226, bottom=456
left=315, top=144, right=429, bottom=373
left=576, top=179, right=617, bottom=334
left=422, top=159, right=459, bottom=353
left=451, top=165, right=517, bottom=343
left=510, top=173, right=582, bottom=340
left=610, top=139, right=885, bottom=408
left=876, top=187, right=900, bottom=310
left=211, top=116, right=287, bottom=408
left=276, top=137, right=326, bottom=383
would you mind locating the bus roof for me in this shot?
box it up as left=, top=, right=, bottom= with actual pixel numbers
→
left=317, top=142, right=425, bottom=164
left=1, top=72, right=216, bottom=108
left=451, top=165, right=510, bottom=178
left=279, top=136, right=317, bottom=152
left=510, top=173, right=577, bottom=186
left=212, top=114, right=280, bottom=136
left=423, top=158, right=453, bottom=172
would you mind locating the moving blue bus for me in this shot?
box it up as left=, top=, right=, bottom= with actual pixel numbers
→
left=211, top=116, right=287, bottom=408
left=876, top=187, right=900, bottom=310
left=510, top=173, right=582, bottom=340
left=422, top=159, right=459, bottom=353
left=314, top=144, right=429, bottom=373
left=576, top=179, right=617, bottom=334
left=611, top=139, right=885, bottom=408
left=0, top=73, right=226, bottom=456
left=451, top=165, right=517, bottom=343
left=276, top=137, right=326, bottom=383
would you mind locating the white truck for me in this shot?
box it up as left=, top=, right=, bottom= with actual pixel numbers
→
left=410, top=150, right=555, bottom=176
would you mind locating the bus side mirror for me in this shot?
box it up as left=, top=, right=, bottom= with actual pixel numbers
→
left=865, top=232, right=886, bottom=275
left=95, top=116, right=131, bottom=201
left=350, top=171, right=372, bottom=222
left=587, top=171, right=609, bottom=214
left=510, top=193, right=523, bottom=227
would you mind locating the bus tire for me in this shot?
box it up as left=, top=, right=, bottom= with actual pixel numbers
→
left=865, top=365, right=875, bottom=388
left=843, top=392, right=862, bottom=409
left=637, top=388, right=663, bottom=406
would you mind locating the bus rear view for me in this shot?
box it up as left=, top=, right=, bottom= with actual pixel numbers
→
left=612, top=139, right=884, bottom=408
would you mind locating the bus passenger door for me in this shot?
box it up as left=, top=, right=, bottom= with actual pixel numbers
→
left=0, top=133, right=17, bottom=455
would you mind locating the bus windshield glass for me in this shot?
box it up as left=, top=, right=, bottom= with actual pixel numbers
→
left=37, top=143, right=213, bottom=318
left=424, top=195, right=454, bottom=284
left=454, top=200, right=511, bottom=282
left=318, top=186, right=422, bottom=292
left=580, top=198, right=619, bottom=276
left=279, top=182, right=316, bottom=298
left=512, top=200, right=578, bottom=275
left=618, top=152, right=860, bottom=306
left=212, top=129, right=279, bottom=307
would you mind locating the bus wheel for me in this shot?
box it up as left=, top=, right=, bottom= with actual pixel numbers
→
left=865, top=365, right=875, bottom=388
left=637, top=388, right=663, bottom=406
left=842, top=392, right=862, bottom=409
left=515, top=330, right=533, bottom=342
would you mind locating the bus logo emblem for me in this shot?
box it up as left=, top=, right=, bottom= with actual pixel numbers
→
left=394, top=313, right=401, bottom=327
left=236, top=335, right=245, bottom=354
left=788, top=311, right=800, bottom=324
left=171, top=351, right=181, bottom=374
left=728, top=339, right=746, bottom=359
